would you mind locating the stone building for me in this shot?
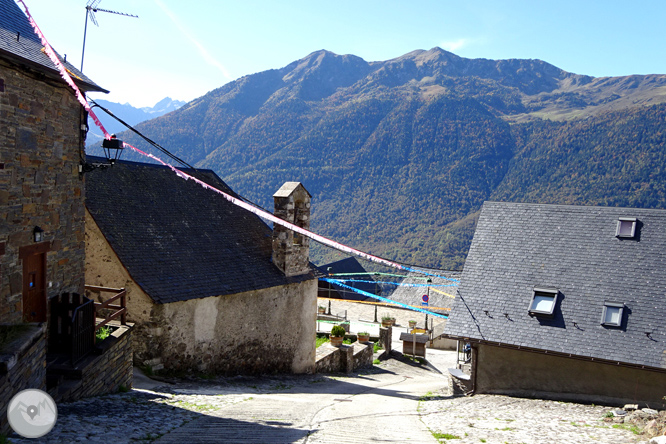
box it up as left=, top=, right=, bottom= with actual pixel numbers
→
left=1, top=0, right=131, bottom=434
left=443, top=202, right=666, bottom=407
left=85, top=158, right=318, bottom=375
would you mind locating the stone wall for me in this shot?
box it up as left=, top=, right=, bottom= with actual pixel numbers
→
left=379, top=326, right=392, bottom=353
left=272, top=182, right=311, bottom=277
left=475, top=343, right=666, bottom=407
left=0, top=324, right=47, bottom=435
left=315, top=342, right=373, bottom=374
left=0, top=59, right=86, bottom=323
left=53, top=323, right=133, bottom=403
left=153, top=279, right=317, bottom=375
left=352, top=341, right=373, bottom=371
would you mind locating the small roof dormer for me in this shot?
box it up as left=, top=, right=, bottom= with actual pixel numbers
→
left=616, top=217, right=637, bottom=239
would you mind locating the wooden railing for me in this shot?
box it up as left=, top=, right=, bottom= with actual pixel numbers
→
left=84, top=285, right=127, bottom=331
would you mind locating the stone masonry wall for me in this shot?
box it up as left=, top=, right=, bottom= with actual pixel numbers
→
left=0, top=59, right=86, bottom=323
left=0, top=324, right=47, bottom=435
left=272, top=183, right=311, bottom=278
left=55, top=324, right=133, bottom=403
left=151, top=279, right=318, bottom=376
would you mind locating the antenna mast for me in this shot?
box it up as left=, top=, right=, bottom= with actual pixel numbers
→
left=81, top=0, right=138, bottom=72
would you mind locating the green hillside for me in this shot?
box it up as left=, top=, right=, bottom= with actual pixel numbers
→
left=113, top=48, right=666, bottom=270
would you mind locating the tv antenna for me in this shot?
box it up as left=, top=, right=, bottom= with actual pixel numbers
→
left=80, top=0, right=138, bottom=71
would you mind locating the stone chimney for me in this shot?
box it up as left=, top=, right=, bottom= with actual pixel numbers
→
left=272, top=182, right=311, bottom=277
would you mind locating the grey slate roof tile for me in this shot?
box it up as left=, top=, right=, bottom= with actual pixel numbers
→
left=444, top=201, right=666, bottom=370
left=85, top=157, right=314, bottom=304
left=0, top=0, right=106, bottom=92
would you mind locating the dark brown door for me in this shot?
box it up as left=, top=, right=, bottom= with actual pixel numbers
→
left=23, top=251, right=47, bottom=322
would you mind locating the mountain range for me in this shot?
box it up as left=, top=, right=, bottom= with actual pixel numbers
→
left=87, top=97, right=185, bottom=146
left=110, top=48, right=666, bottom=269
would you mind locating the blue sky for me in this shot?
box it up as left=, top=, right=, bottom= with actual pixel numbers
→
left=21, top=0, right=666, bottom=108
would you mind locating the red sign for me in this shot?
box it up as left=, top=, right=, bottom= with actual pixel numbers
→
left=422, top=294, right=429, bottom=302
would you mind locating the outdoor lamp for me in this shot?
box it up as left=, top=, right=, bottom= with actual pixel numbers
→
left=33, top=226, right=44, bottom=242
left=79, top=134, right=124, bottom=173
left=102, top=134, right=124, bottom=165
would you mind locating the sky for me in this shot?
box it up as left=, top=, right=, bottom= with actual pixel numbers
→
left=19, top=0, right=666, bottom=108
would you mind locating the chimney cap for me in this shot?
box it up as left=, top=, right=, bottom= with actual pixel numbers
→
left=273, top=181, right=311, bottom=198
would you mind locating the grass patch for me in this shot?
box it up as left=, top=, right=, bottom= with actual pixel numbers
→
left=373, top=358, right=381, bottom=364
left=0, top=324, right=30, bottom=351
left=612, top=423, right=641, bottom=435
left=169, top=400, right=216, bottom=412
left=432, top=431, right=460, bottom=440
left=316, top=335, right=329, bottom=348
left=373, top=342, right=383, bottom=353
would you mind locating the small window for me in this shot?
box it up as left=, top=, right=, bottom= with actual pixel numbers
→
left=616, top=217, right=637, bottom=238
left=601, top=302, right=624, bottom=327
left=529, top=287, right=558, bottom=317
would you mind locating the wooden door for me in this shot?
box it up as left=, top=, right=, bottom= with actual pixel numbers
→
left=23, top=251, right=47, bottom=322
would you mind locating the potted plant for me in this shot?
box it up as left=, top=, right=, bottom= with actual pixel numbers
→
left=357, top=331, right=370, bottom=342
left=389, top=317, right=397, bottom=326
left=409, top=320, right=417, bottom=329
left=381, top=315, right=392, bottom=328
left=330, top=325, right=346, bottom=347
left=318, top=305, right=326, bottom=314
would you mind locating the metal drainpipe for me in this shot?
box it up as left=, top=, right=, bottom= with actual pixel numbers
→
left=470, top=343, right=478, bottom=395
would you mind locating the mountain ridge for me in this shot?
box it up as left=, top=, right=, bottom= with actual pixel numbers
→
left=113, top=48, right=666, bottom=269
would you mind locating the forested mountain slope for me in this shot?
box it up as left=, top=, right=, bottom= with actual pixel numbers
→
left=114, top=48, right=666, bottom=269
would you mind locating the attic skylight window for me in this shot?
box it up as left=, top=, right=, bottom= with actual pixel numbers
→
left=601, top=302, right=624, bottom=327
left=616, top=217, right=637, bottom=238
left=529, top=287, right=558, bottom=317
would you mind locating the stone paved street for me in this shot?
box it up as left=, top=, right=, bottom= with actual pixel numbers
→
left=8, top=347, right=642, bottom=444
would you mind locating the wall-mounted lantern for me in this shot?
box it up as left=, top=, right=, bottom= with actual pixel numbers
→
left=33, top=226, right=44, bottom=243
left=80, top=134, right=124, bottom=174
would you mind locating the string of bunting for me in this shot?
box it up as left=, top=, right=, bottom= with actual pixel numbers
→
left=16, top=0, right=110, bottom=139
left=323, top=278, right=449, bottom=319
left=18, top=0, right=452, bottom=282
left=429, top=287, right=456, bottom=299
left=330, top=272, right=459, bottom=283
left=329, top=279, right=456, bottom=288
left=317, top=296, right=451, bottom=311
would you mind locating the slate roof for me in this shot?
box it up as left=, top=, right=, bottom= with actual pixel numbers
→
left=443, top=201, right=666, bottom=370
left=317, top=257, right=376, bottom=301
left=85, top=157, right=315, bottom=304
left=0, top=0, right=106, bottom=92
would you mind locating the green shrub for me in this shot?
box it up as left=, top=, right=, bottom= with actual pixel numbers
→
left=330, top=325, right=346, bottom=337
left=96, top=326, right=111, bottom=342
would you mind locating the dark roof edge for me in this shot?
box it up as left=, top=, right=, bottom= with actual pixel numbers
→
left=0, top=47, right=109, bottom=93
left=483, top=200, right=666, bottom=214
left=441, top=334, right=666, bottom=374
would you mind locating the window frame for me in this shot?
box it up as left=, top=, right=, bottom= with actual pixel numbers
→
left=528, top=287, right=559, bottom=318
left=616, top=217, right=637, bottom=238
left=601, top=302, right=624, bottom=327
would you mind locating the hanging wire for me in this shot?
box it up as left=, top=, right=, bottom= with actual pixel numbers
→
left=88, top=99, right=274, bottom=215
